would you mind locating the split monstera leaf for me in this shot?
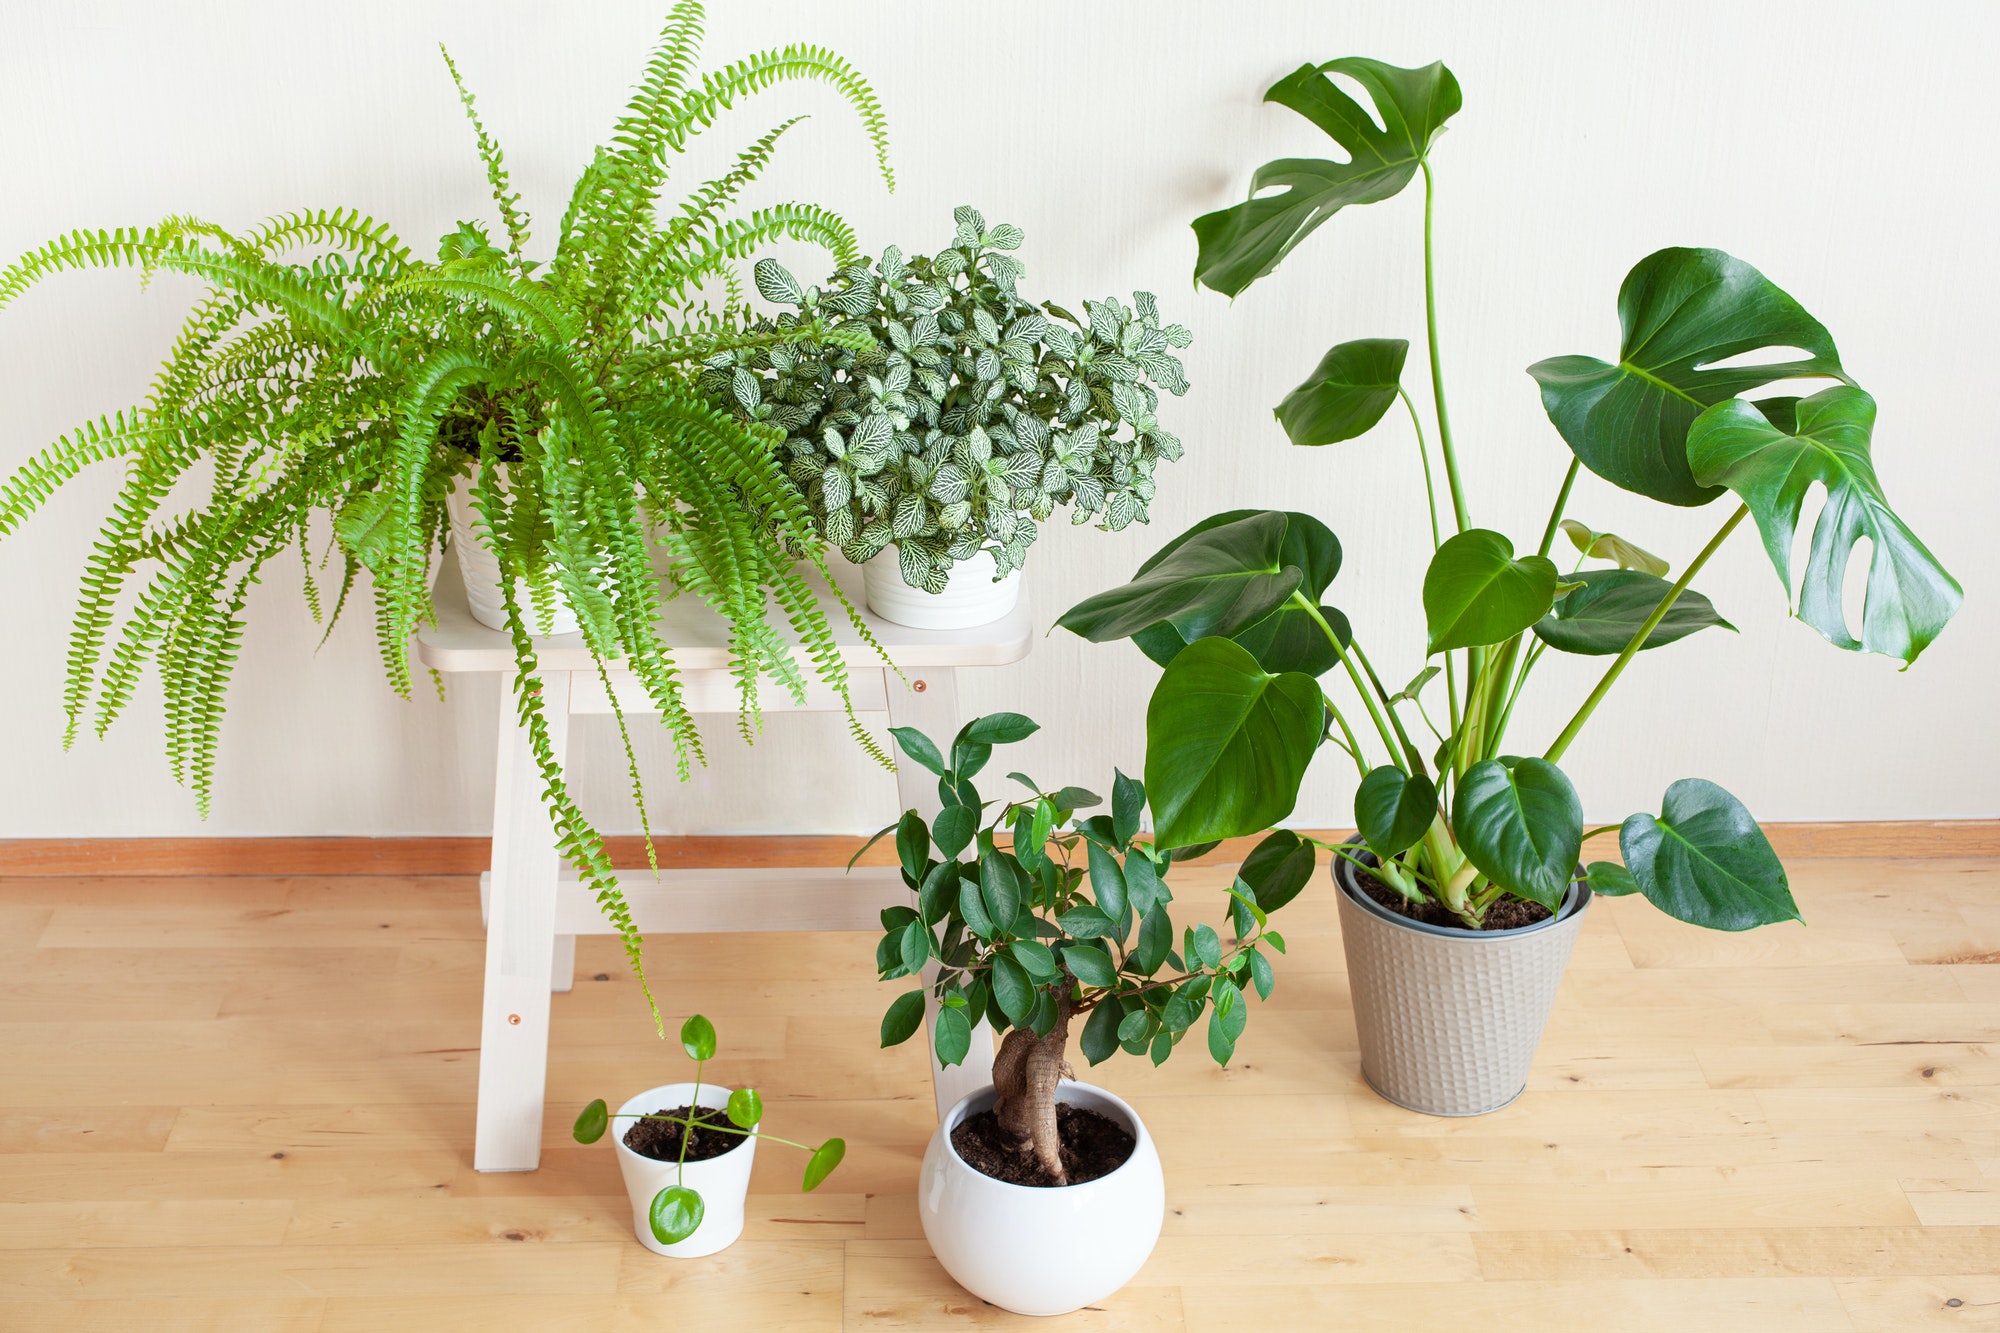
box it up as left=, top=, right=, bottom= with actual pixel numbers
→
left=1065, top=55, right=1959, bottom=932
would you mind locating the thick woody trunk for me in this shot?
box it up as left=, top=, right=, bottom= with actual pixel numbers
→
left=989, top=997, right=1073, bottom=1184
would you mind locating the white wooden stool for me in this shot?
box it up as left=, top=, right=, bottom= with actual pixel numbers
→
left=416, top=560, right=1029, bottom=1172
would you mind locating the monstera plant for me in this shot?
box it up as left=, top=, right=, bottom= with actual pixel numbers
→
left=709, top=207, right=1191, bottom=591
left=1062, top=57, right=1961, bottom=932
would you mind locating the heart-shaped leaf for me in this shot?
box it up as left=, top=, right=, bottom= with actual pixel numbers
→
left=1193, top=59, right=1461, bottom=296
left=571, top=1098, right=608, bottom=1145
left=1621, top=778, right=1798, bottom=929
left=650, top=1185, right=705, bottom=1246
left=1533, top=569, right=1734, bottom=656
left=679, top=1014, right=717, bottom=1063
left=1584, top=861, right=1640, bottom=896
left=880, top=989, right=925, bottom=1048
left=1354, top=766, right=1438, bottom=858
left=1233, top=828, right=1315, bottom=913
left=1687, top=386, right=1960, bottom=665
left=1453, top=758, right=1583, bottom=908
left=726, top=1087, right=762, bottom=1130
left=1275, top=338, right=1409, bottom=445
left=1144, top=637, right=1323, bottom=848
left=1058, top=512, right=1302, bottom=644
left=1130, top=509, right=1348, bottom=677
left=1423, top=529, right=1559, bottom=654
left=1528, top=247, right=1846, bottom=507
left=1560, top=519, right=1669, bottom=577
left=802, top=1138, right=846, bottom=1192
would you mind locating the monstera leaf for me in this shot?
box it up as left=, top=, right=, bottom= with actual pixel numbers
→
left=1453, top=757, right=1583, bottom=909
left=1528, top=248, right=1847, bottom=507
left=1193, top=59, right=1461, bottom=297
left=1423, top=529, right=1559, bottom=654
left=1620, top=779, right=1797, bottom=929
left=1057, top=512, right=1301, bottom=644
left=1560, top=520, right=1669, bottom=577
left=1532, top=569, right=1734, bottom=656
left=1126, top=509, right=1350, bottom=676
left=1687, top=386, right=1960, bottom=665
left=1144, top=637, right=1322, bottom=848
left=1276, top=338, right=1409, bottom=446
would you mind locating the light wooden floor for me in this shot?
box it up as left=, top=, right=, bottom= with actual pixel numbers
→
left=1, top=855, right=1995, bottom=1331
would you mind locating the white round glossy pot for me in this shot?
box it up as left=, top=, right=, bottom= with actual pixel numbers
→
left=919, top=1082, right=1163, bottom=1316
left=612, top=1081, right=757, bottom=1258
left=862, top=547, right=1021, bottom=630
left=445, top=472, right=580, bottom=636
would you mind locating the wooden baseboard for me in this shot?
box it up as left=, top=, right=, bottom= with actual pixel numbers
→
left=0, top=820, right=1993, bottom=878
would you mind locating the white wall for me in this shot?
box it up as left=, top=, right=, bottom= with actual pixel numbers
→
left=0, top=0, right=1991, bottom=837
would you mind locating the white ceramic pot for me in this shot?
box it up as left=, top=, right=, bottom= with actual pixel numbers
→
left=862, top=547, right=1021, bottom=630
left=1334, top=839, right=1591, bottom=1115
left=445, top=473, right=580, bottom=636
left=612, top=1081, right=758, bottom=1258
left=918, top=1082, right=1164, bottom=1317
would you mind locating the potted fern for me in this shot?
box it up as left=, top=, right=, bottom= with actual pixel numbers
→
left=1061, top=57, right=1962, bottom=1114
left=709, top=208, right=1192, bottom=629
left=0, top=3, right=898, bottom=1003
left=865, top=712, right=1306, bottom=1314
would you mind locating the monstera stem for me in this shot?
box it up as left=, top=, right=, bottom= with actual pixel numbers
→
left=1545, top=503, right=1749, bottom=763
left=991, top=996, right=1073, bottom=1183
left=1421, top=161, right=1470, bottom=537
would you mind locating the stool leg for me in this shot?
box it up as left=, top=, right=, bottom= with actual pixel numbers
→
left=474, top=671, right=571, bottom=1172
left=884, top=667, right=997, bottom=1120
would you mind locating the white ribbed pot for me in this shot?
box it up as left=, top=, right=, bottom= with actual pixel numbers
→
left=444, top=472, right=580, bottom=636
left=612, top=1081, right=758, bottom=1258
left=918, top=1082, right=1164, bottom=1317
left=1334, top=841, right=1590, bottom=1116
left=862, top=547, right=1021, bottom=630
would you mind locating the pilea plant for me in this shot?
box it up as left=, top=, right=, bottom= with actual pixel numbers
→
left=0, top=2, right=901, bottom=1006
left=572, top=1014, right=845, bottom=1246
left=707, top=207, right=1191, bottom=591
left=1061, top=57, right=1961, bottom=930
left=863, top=712, right=1306, bottom=1183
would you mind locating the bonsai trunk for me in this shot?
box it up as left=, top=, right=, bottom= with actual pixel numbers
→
left=989, top=994, right=1074, bottom=1184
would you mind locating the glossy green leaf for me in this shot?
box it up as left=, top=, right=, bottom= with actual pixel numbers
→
left=1080, top=998, right=1123, bottom=1066
left=1248, top=948, right=1277, bottom=1000
left=1058, top=512, right=1302, bottom=644
left=679, top=1014, right=717, bottom=1063
left=802, top=1138, right=845, bottom=1192
left=650, top=1185, right=705, bottom=1245
left=952, top=740, right=993, bottom=779
left=957, top=875, right=996, bottom=939
left=1560, top=520, right=1669, bottom=577
left=1207, top=978, right=1248, bottom=1064
left=1687, top=386, right=1961, bottom=665
left=1585, top=861, right=1640, bottom=896
left=1234, top=828, right=1315, bottom=913
left=895, top=811, right=929, bottom=882
left=898, top=919, right=931, bottom=973
left=1112, top=769, right=1144, bottom=847
left=1533, top=569, right=1735, bottom=656
left=889, top=727, right=947, bottom=777
left=1424, top=529, right=1559, bottom=654
left=726, top=1087, right=762, bottom=1130
left=880, top=989, right=925, bottom=1047
left=1063, top=942, right=1118, bottom=989
left=1010, top=938, right=1059, bottom=979
left=918, top=860, right=957, bottom=925
left=1192, top=59, right=1461, bottom=296
left=1276, top=338, right=1409, bottom=445
left=1621, top=778, right=1799, bottom=929
left=932, top=1003, right=971, bottom=1067
left=1053, top=785, right=1102, bottom=812
left=1124, top=849, right=1166, bottom=920
left=960, top=712, right=1039, bottom=745
left=931, top=805, right=976, bottom=860
left=1117, top=1008, right=1152, bottom=1047
left=1134, top=903, right=1172, bottom=974
left=1144, top=637, right=1322, bottom=849
left=1453, top=758, right=1583, bottom=908
left=991, top=952, right=1034, bottom=1023
left=1086, top=840, right=1128, bottom=923
left=1162, top=976, right=1210, bottom=1032
left=1528, top=247, right=1846, bottom=507
left=1354, top=766, right=1438, bottom=858
left=1057, top=904, right=1117, bottom=939
left=979, top=849, right=1022, bottom=930
left=572, top=1098, right=608, bottom=1145
left=1131, top=509, right=1347, bottom=677
left=1191, top=923, right=1223, bottom=970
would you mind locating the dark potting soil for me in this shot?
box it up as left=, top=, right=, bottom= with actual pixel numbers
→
left=1355, top=866, right=1555, bottom=932
left=622, top=1105, right=746, bottom=1163
left=951, top=1103, right=1135, bottom=1188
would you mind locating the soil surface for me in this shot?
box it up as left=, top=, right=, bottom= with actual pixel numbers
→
left=951, top=1103, right=1135, bottom=1187
left=623, top=1105, right=746, bottom=1163
left=1354, top=864, right=1555, bottom=932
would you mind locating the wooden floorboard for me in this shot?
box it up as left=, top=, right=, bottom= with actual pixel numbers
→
left=0, top=853, right=1994, bottom=1329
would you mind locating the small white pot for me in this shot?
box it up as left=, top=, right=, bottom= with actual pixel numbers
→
left=612, top=1081, right=758, bottom=1258
left=445, top=472, right=580, bottom=636
left=862, top=547, right=1021, bottom=630
left=919, top=1082, right=1164, bottom=1317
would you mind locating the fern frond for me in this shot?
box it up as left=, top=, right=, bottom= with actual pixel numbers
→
left=665, top=44, right=894, bottom=192
left=0, top=411, right=147, bottom=538
left=439, top=47, right=533, bottom=262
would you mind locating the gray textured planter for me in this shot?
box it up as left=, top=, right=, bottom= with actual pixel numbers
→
left=1334, top=842, right=1590, bottom=1115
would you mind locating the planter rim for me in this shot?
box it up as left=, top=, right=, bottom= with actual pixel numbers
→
left=611, top=1081, right=755, bottom=1166
left=937, top=1080, right=1149, bottom=1195
left=1333, top=836, right=1590, bottom=940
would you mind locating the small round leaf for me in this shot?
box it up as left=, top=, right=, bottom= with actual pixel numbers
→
left=649, top=1185, right=705, bottom=1245
left=572, top=1098, right=608, bottom=1145
left=680, top=1014, right=718, bottom=1062
left=726, top=1087, right=762, bottom=1130
left=802, top=1138, right=847, bottom=1192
